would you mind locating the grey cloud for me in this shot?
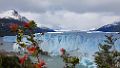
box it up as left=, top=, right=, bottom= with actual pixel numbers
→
left=0, top=0, right=120, bottom=13
left=20, top=11, right=120, bottom=30
left=0, top=0, right=120, bottom=30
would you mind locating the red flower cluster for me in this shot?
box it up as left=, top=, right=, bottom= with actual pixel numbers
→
left=24, top=22, right=31, bottom=28
left=27, top=46, right=36, bottom=54
left=37, top=60, right=46, bottom=68
left=19, top=54, right=28, bottom=64
left=60, top=48, right=66, bottom=55
left=9, top=23, right=18, bottom=32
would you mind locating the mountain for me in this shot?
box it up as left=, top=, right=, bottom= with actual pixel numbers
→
left=96, top=21, right=120, bottom=32
left=0, top=10, right=28, bottom=22
left=0, top=10, right=54, bottom=36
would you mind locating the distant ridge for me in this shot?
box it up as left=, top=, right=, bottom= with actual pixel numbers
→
left=96, top=21, right=120, bottom=32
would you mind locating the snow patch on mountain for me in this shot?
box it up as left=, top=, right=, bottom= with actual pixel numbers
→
left=0, top=10, right=28, bottom=22
left=96, top=21, right=120, bottom=32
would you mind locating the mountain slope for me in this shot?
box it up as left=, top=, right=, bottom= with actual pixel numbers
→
left=0, top=10, right=28, bottom=22
left=96, top=22, right=120, bottom=32
left=0, top=10, right=54, bottom=36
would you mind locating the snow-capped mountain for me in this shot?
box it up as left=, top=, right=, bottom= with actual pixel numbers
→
left=0, top=10, right=28, bottom=22
left=0, top=10, right=54, bottom=36
left=96, top=21, right=120, bottom=32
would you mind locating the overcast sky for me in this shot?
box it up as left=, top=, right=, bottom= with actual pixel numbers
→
left=0, top=0, right=120, bottom=30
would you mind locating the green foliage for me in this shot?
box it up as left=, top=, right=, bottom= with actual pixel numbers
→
left=21, top=58, right=35, bottom=68
left=63, top=57, right=79, bottom=65
left=60, top=49, right=79, bottom=68
left=0, top=55, right=20, bottom=68
left=94, top=35, right=120, bottom=68
left=0, top=53, right=34, bottom=68
left=29, top=20, right=37, bottom=29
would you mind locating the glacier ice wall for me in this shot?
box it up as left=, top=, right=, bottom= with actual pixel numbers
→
left=2, top=32, right=120, bottom=58
left=2, top=32, right=120, bottom=68
left=37, top=32, right=120, bottom=58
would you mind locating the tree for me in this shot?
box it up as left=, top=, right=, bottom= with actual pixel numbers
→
left=94, top=35, right=120, bottom=68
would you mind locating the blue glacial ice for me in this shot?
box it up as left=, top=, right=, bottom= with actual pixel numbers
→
left=2, top=31, right=120, bottom=68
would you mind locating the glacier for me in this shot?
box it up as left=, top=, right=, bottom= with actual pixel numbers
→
left=1, top=31, right=120, bottom=68
left=40, top=31, right=120, bottom=57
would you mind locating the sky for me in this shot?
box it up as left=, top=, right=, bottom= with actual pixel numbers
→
left=0, top=0, right=120, bottom=30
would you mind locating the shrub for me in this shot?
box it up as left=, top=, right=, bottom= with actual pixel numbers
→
left=0, top=51, right=35, bottom=68
left=60, top=48, right=79, bottom=68
left=10, top=20, right=47, bottom=68
left=94, top=35, right=120, bottom=68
